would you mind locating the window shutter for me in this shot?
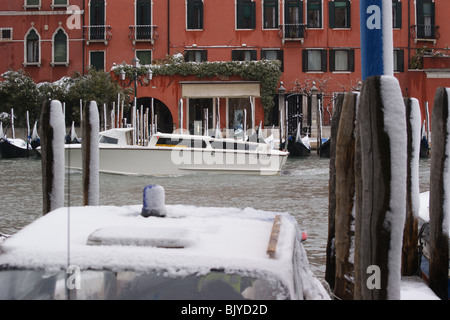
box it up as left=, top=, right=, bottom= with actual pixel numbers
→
left=201, top=50, right=208, bottom=62
left=250, top=1, right=256, bottom=29
left=396, top=1, right=402, bottom=28
left=199, top=1, right=204, bottom=29
left=232, top=50, right=239, bottom=61
left=397, top=50, right=404, bottom=72
left=187, top=0, right=194, bottom=29
left=299, top=0, right=304, bottom=23
left=329, top=49, right=335, bottom=72
left=346, top=1, right=351, bottom=28
left=348, top=49, right=355, bottom=72
left=302, top=50, right=308, bottom=72
left=329, top=1, right=335, bottom=28
left=321, top=50, right=327, bottom=71
left=278, top=50, right=284, bottom=71
left=430, top=2, right=435, bottom=38
left=251, top=50, right=257, bottom=60
left=237, top=1, right=244, bottom=28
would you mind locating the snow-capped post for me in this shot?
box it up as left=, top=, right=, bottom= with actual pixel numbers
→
left=325, top=93, right=345, bottom=291
left=428, top=87, right=450, bottom=300
left=39, top=100, right=65, bottom=215
left=360, top=0, right=394, bottom=80
left=357, top=76, right=407, bottom=300
left=82, top=101, right=99, bottom=206
left=402, top=97, right=421, bottom=276
left=334, top=92, right=358, bottom=300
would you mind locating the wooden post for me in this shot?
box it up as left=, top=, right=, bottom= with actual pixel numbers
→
left=325, top=93, right=345, bottom=290
left=428, top=87, right=450, bottom=300
left=39, top=100, right=65, bottom=215
left=334, top=92, right=358, bottom=300
left=402, top=97, right=421, bottom=276
left=357, top=76, right=407, bottom=300
left=82, top=101, right=99, bottom=206
left=354, top=93, right=363, bottom=300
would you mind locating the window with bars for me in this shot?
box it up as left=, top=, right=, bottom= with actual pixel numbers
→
left=236, top=0, right=256, bottom=29
left=416, top=0, right=436, bottom=39
left=135, top=0, right=152, bottom=39
left=90, top=0, right=105, bottom=40
left=0, top=28, right=13, bottom=41
left=329, top=0, right=350, bottom=29
left=263, top=0, right=279, bottom=29
left=307, top=0, right=322, bottom=28
left=284, top=0, right=304, bottom=38
left=187, top=0, right=203, bottom=29
left=302, top=49, right=327, bottom=72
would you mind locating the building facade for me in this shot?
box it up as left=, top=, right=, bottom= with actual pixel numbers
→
left=1, top=0, right=450, bottom=134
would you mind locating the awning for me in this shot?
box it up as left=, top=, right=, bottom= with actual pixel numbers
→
left=180, top=81, right=260, bottom=98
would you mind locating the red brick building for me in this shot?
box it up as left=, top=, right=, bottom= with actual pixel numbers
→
left=1, top=1, right=450, bottom=134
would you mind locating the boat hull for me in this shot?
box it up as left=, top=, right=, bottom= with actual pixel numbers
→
left=0, top=139, right=34, bottom=159
left=65, top=144, right=288, bottom=176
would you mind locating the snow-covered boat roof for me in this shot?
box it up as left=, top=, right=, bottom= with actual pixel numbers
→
left=0, top=202, right=324, bottom=298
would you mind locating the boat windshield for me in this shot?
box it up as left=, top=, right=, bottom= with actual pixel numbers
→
left=0, top=268, right=289, bottom=300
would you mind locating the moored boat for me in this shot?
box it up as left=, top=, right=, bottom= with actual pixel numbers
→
left=64, top=128, right=289, bottom=176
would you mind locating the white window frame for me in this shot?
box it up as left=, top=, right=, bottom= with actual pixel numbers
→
left=262, top=0, right=280, bottom=30
left=51, top=27, right=69, bottom=67
left=89, top=50, right=106, bottom=70
left=24, top=0, right=41, bottom=10
left=135, top=49, right=153, bottom=65
left=23, top=27, right=41, bottom=67
left=306, top=0, right=323, bottom=29
left=52, top=0, right=70, bottom=9
left=0, top=28, right=13, bottom=42
left=186, top=0, right=204, bottom=31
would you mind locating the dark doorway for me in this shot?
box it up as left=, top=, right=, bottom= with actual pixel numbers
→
left=136, top=97, right=173, bottom=133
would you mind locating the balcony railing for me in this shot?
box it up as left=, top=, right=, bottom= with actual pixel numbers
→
left=280, top=24, right=306, bottom=43
left=129, top=25, right=158, bottom=44
left=411, top=24, right=440, bottom=43
left=83, top=25, right=112, bottom=45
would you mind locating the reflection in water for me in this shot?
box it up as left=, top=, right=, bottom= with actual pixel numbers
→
left=0, top=156, right=431, bottom=280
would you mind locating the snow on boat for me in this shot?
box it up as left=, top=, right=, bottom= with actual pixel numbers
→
left=64, top=128, right=289, bottom=176
left=0, top=137, right=34, bottom=159
left=0, top=185, right=329, bottom=300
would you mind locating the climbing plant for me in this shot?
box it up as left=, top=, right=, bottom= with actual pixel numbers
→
left=113, top=54, right=282, bottom=120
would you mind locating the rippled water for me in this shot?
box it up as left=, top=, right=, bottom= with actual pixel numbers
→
left=0, top=155, right=431, bottom=280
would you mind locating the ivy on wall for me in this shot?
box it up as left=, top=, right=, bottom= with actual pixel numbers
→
left=113, top=54, right=282, bottom=119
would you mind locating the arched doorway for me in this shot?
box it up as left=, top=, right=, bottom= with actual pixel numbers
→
left=136, top=97, right=173, bottom=133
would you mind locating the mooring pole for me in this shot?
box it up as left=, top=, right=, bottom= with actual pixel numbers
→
left=40, top=100, right=65, bottom=215
left=82, top=101, right=99, bottom=206
left=428, top=87, right=450, bottom=300
left=355, top=0, right=406, bottom=300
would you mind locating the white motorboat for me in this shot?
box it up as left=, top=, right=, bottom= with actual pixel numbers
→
left=65, top=128, right=289, bottom=176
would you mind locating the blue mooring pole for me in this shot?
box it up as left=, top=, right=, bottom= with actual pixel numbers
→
left=360, top=0, right=394, bottom=80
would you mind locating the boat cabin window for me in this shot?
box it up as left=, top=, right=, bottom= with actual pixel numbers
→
left=210, top=141, right=257, bottom=151
left=99, top=135, right=119, bottom=144
left=156, top=137, right=207, bottom=149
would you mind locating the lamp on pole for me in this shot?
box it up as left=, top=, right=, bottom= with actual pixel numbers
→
left=119, top=58, right=153, bottom=102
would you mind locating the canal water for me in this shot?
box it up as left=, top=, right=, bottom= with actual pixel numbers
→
left=0, top=155, right=431, bottom=281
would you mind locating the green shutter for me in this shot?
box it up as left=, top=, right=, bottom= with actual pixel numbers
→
left=250, top=1, right=256, bottom=29
left=329, top=50, right=335, bottom=72
left=346, top=1, right=351, bottom=28
left=396, top=1, right=402, bottom=28
left=321, top=50, right=327, bottom=72
left=90, top=51, right=104, bottom=70
left=329, top=1, right=335, bottom=28
left=302, top=50, right=308, bottom=72
left=348, top=49, right=355, bottom=72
